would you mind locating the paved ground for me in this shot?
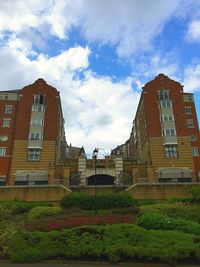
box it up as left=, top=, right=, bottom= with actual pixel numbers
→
left=0, top=261, right=199, bottom=267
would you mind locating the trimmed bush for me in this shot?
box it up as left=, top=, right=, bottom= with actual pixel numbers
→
left=190, top=186, right=200, bottom=204
left=137, top=212, right=200, bottom=236
left=140, top=203, right=200, bottom=222
left=60, top=193, right=136, bottom=210
left=27, top=206, right=61, bottom=222
left=0, top=200, right=51, bottom=215
left=10, top=224, right=200, bottom=264
left=0, top=221, right=17, bottom=257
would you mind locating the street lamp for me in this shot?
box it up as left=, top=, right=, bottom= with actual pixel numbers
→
left=93, top=148, right=99, bottom=214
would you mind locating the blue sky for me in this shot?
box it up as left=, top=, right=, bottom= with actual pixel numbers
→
left=0, top=0, right=200, bottom=155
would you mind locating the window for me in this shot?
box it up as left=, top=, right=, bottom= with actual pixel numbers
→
left=32, top=104, right=44, bottom=112
left=159, top=89, right=170, bottom=100
left=2, top=119, right=11, bottom=127
left=190, top=135, right=197, bottom=142
left=187, top=119, right=194, bottom=128
left=184, top=106, right=192, bottom=115
left=29, top=132, right=42, bottom=140
left=163, top=128, right=176, bottom=136
left=4, top=105, right=13, bottom=114
left=0, top=148, right=6, bottom=156
left=192, top=147, right=199, bottom=157
left=165, top=146, right=177, bottom=158
left=0, top=135, right=8, bottom=142
left=160, top=101, right=172, bottom=108
left=31, top=118, right=43, bottom=126
left=161, top=114, right=174, bottom=121
left=28, top=149, right=41, bottom=161
left=34, top=94, right=44, bottom=105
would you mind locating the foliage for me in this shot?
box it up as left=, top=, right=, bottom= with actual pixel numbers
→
left=137, top=212, right=200, bottom=236
left=10, top=224, right=200, bottom=264
left=25, top=215, right=134, bottom=231
left=0, top=200, right=51, bottom=215
left=140, top=203, right=200, bottom=223
left=137, top=199, right=158, bottom=206
left=0, top=221, right=17, bottom=257
left=111, top=206, right=140, bottom=215
left=190, top=186, right=200, bottom=204
left=0, top=205, right=12, bottom=220
left=60, top=193, right=136, bottom=210
left=27, top=206, right=61, bottom=222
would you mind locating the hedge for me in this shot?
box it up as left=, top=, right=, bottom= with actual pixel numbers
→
left=0, top=200, right=51, bottom=215
left=27, top=206, right=61, bottom=222
left=10, top=224, right=200, bottom=264
left=60, top=193, right=136, bottom=210
left=137, top=212, right=200, bottom=236
left=140, top=203, right=200, bottom=222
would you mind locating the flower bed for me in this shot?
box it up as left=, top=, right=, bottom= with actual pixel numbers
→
left=25, top=215, right=134, bottom=231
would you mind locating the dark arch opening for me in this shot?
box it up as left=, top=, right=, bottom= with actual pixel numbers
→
left=88, top=174, right=114, bottom=185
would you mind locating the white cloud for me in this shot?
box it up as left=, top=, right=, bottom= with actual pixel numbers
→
left=186, top=20, right=200, bottom=42
left=0, top=0, right=191, bottom=57
left=183, top=64, right=200, bottom=92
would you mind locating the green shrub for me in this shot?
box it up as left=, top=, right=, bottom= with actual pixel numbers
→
left=60, top=193, right=136, bottom=210
left=140, top=203, right=200, bottom=222
left=27, top=206, right=61, bottom=222
left=137, top=199, right=158, bottom=206
left=0, top=200, right=51, bottom=215
left=190, top=186, right=200, bottom=204
left=112, top=206, right=140, bottom=215
left=9, top=224, right=200, bottom=264
left=137, top=212, right=200, bottom=236
left=0, top=221, right=17, bottom=256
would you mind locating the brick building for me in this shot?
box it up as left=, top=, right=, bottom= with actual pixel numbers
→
left=125, top=74, right=200, bottom=182
left=0, top=79, right=66, bottom=185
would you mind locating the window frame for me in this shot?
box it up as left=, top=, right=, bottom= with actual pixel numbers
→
left=0, top=147, right=6, bottom=156
left=4, top=105, right=13, bottom=114
left=192, top=147, right=199, bottom=157
left=2, top=118, right=11, bottom=127
left=29, top=132, right=42, bottom=140
left=160, top=100, right=172, bottom=108
left=187, top=119, right=194, bottom=128
left=184, top=106, right=192, bottom=115
left=28, top=148, right=41, bottom=161
left=165, top=146, right=178, bottom=158
left=31, top=118, right=44, bottom=126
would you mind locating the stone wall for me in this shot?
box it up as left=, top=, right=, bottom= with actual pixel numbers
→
left=126, top=183, right=200, bottom=199
left=0, top=185, right=71, bottom=202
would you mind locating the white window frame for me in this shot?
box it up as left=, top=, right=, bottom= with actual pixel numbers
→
left=163, top=128, right=176, bottom=136
left=4, top=105, right=13, bottom=114
left=0, top=147, right=6, bottom=156
left=161, top=114, right=174, bottom=121
left=159, top=89, right=170, bottom=100
left=32, top=104, right=44, bottom=112
left=160, top=101, right=172, bottom=108
left=3, top=119, right=11, bottom=127
left=184, top=106, right=192, bottom=115
left=33, top=94, right=44, bottom=105
left=190, top=135, right=197, bottom=142
left=192, top=147, right=199, bottom=157
left=29, top=132, right=42, bottom=140
left=165, top=146, right=178, bottom=158
left=187, top=119, right=194, bottom=128
left=28, top=149, right=41, bottom=161
left=31, top=118, right=43, bottom=126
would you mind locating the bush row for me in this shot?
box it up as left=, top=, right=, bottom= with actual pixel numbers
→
left=60, top=193, right=136, bottom=210
left=140, top=203, right=200, bottom=222
left=27, top=206, right=61, bottom=222
left=137, top=212, right=200, bottom=236
left=10, top=224, right=200, bottom=264
left=0, top=200, right=51, bottom=215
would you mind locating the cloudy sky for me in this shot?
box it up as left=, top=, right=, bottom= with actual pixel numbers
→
left=0, top=0, right=200, bottom=156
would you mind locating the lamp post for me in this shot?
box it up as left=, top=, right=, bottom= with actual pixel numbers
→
left=93, top=148, right=99, bottom=214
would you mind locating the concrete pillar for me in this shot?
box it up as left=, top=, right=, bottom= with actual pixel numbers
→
left=115, top=156, right=123, bottom=185
left=78, top=156, right=86, bottom=186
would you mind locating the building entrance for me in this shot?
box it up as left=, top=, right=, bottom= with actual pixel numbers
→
left=88, top=174, right=114, bottom=185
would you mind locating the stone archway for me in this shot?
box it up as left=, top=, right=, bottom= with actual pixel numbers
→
left=87, top=174, right=115, bottom=185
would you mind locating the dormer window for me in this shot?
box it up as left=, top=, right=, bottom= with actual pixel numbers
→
left=34, top=94, right=44, bottom=105
left=159, top=89, right=170, bottom=100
